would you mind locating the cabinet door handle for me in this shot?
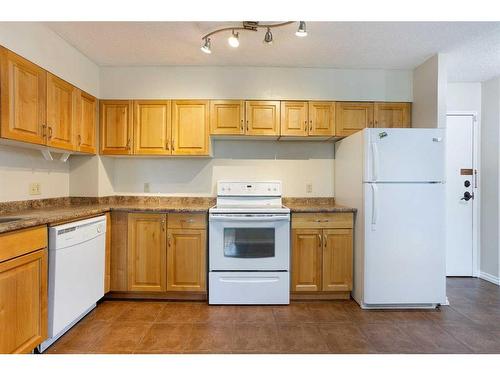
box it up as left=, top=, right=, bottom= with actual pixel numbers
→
left=318, top=234, right=322, bottom=247
left=126, top=138, right=131, bottom=150
left=323, top=234, right=327, bottom=247
left=162, top=220, right=166, bottom=232
left=246, top=120, right=249, bottom=132
left=167, top=234, right=171, bottom=247
left=78, top=134, right=82, bottom=146
left=240, top=119, right=244, bottom=131
left=166, top=139, right=170, bottom=150
left=172, top=138, right=175, bottom=151
left=48, top=126, right=53, bottom=140
left=42, top=124, right=47, bottom=139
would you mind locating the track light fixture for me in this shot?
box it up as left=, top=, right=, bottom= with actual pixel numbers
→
left=200, top=21, right=307, bottom=54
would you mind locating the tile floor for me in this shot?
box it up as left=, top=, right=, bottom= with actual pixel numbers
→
left=44, top=278, right=500, bottom=354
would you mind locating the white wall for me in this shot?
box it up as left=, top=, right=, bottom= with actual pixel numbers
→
left=412, top=54, right=448, bottom=128
left=0, top=22, right=100, bottom=96
left=110, top=141, right=334, bottom=197
left=0, top=145, right=69, bottom=202
left=479, top=77, right=500, bottom=280
left=447, top=82, right=482, bottom=114
left=100, top=66, right=413, bottom=101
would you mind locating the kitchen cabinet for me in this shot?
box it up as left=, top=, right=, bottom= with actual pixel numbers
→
left=291, top=213, right=353, bottom=298
left=280, top=101, right=308, bottom=136
left=172, top=100, right=210, bottom=155
left=374, top=102, right=411, bottom=128
left=0, top=47, right=46, bottom=146
left=335, top=102, right=374, bottom=137
left=210, top=100, right=245, bottom=135
left=134, top=100, right=171, bottom=155
left=46, top=72, right=77, bottom=151
left=167, top=214, right=207, bottom=292
left=127, top=213, right=167, bottom=292
left=100, top=100, right=133, bottom=155
left=0, top=226, right=48, bottom=354
left=309, top=101, right=335, bottom=136
left=245, top=100, right=280, bottom=136
left=280, top=101, right=335, bottom=138
left=76, top=90, right=97, bottom=154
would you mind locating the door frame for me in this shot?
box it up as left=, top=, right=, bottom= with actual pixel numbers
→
left=446, top=111, right=480, bottom=277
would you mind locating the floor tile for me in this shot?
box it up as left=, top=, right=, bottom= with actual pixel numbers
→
left=441, top=323, right=500, bottom=353
left=318, top=323, right=378, bottom=353
left=277, top=323, right=329, bottom=353
left=185, top=323, right=235, bottom=352
left=360, top=323, right=424, bottom=353
left=272, top=303, right=316, bottom=323
left=117, top=302, right=166, bottom=323
left=81, top=301, right=133, bottom=323
left=136, top=323, right=192, bottom=353
left=44, top=320, right=111, bottom=354
left=91, top=321, right=153, bottom=353
left=234, top=306, right=276, bottom=323
left=232, top=323, right=281, bottom=353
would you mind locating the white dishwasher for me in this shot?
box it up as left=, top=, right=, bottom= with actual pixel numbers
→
left=39, top=215, right=106, bottom=352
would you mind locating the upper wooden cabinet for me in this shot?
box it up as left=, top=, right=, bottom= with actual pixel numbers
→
left=76, top=90, right=97, bottom=154
left=245, top=101, right=280, bottom=136
left=46, top=72, right=77, bottom=151
left=335, top=102, right=374, bottom=137
left=280, top=101, right=308, bottom=136
left=172, top=100, right=210, bottom=155
left=0, top=47, right=46, bottom=146
left=134, top=100, right=171, bottom=155
left=374, top=102, right=411, bottom=128
left=210, top=100, right=245, bottom=135
left=100, top=100, right=133, bottom=155
left=309, top=101, right=335, bottom=136
left=127, top=213, right=167, bottom=292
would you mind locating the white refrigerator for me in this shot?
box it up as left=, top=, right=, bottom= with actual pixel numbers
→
left=335, top=128, right=446, bottom=308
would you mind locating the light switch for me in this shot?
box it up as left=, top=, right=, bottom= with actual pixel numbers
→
left=144, top=182, right=151, bottom=193
left=29, top=183, right=41, bottom=195
left=306, top=183, right=313, bottom=194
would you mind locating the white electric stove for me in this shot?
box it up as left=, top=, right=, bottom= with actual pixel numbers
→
left=208, top=181, right=290, bottom=305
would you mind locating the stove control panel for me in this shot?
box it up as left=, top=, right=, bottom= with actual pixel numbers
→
left=217, top=181, right=282, bottom=196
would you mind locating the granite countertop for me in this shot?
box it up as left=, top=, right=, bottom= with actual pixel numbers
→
left=0, top=196, right=355, bottom=234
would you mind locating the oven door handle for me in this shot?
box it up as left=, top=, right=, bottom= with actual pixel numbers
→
left=209, top=215, right=290, bottom=222
left=219, top=276, right=280, bottom=283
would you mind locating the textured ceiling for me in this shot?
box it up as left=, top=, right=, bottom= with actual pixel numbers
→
left=45, top=21, right=500, bottom=82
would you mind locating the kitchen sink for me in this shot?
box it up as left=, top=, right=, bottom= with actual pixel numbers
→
left=0, top=217, right=23, bottom=223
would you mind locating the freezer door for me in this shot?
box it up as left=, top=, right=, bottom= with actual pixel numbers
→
left=364, top=128, right=445, bottom=182
left=363, top=182, right=446, bottom=305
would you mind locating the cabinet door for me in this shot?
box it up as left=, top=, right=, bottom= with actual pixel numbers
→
left=172, top=100, right=209, bottom=155
left=374, top=102, right=411, bottom=128
left=335, top=102, right=374, bottom=137
left=76, top=90, right=97, bottom=154
left=167, top=229, right=206, bottom=292
left=0, top=47, right=46, bottom=145
left=245, top=101, right=280, bottom=136
left=46, top=72, right=77, bottom=151
left=280, top=101, right=308, bottom=136
left=291, top=229, right=322, bottom=292
left=322, top=229, right=353, bottom=292
left=0, top=249, right=47, bottom=354
left=127, top=213, right=167, bottom=292
left=134, top=100, right=171, bottom=155
left=210, top=100, right=245, bottom=135
left=100, top=100, right=133, bottom=155
left=309, top=101, right=335, bottom=136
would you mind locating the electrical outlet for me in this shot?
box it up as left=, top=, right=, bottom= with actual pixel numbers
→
left=29, top=183, right=41, bottom=195
left=306, top=183, right=313, bottom=194
left=144, top=182, right=150, bottom=193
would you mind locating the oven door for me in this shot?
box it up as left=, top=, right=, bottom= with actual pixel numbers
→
left=209, top=214, right=290, bottom=271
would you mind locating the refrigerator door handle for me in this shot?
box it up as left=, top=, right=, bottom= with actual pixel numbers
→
left=371, top=183, right=378, bottom=231
left=371, top=142, right=379, bottom=181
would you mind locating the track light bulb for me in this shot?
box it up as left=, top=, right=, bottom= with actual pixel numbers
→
left=295, top=21, right=307, bottom=37
left=264, top=28, right=273, bottom=45
left=201, top=38, right=211, bottom=54
left=228, top=30, right=240, bottom=48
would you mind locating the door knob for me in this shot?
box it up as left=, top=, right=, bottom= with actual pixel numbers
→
left=461, top=191, right=473, bottom=201
left=464, top=180, right=471, bottom=187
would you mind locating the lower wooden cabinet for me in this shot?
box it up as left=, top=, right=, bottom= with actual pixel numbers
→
left=291, top=213, right=353, bottom=298
left=0, top=226, right=48, bottom=354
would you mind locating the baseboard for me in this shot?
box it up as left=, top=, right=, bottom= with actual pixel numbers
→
left=479, top=271, right=500, bottom=285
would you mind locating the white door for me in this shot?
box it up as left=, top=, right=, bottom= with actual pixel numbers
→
left=364, top=128, right=445, bottom=182
left=445, top=115, right=475, bottom=276
left=363, top=182, right=446, bottom=305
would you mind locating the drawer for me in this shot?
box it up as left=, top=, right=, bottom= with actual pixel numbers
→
left=168, top=213, right=207, bottom=229
left=0, top=226, right=47, bottom=263
left=292, top=213, right=353, bottom=229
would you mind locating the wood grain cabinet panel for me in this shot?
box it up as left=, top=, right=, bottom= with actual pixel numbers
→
left=374, top=102, right=411, bottom=128
left=172, top=100, right=209, bottom=155
left=127, top=213, right=167, bottom=292
left=280, top=101, right=308, bottom=136
left=322, top=229, right=353, bottom=292
left=46, top=72, right=77, bottom=151
left=100, top=100, right=133, bottom=155
left=0, top=47, right=46, bottom=145
left=245, top=101, right=280, bottom=136
left=76, top=90, right=97, bottom=154
left=110, top=211, right=128, bottom=292
left=309, top=101, right=335, bottom=136
left=291, top=229, right=322, bottom=292
left=134, top=100, right=171, bottom=155
left=210, top=100, right=245, bottom=135
left=167, top=229, right=206, bottom=292
left=0, top=249, right=47, bottom=354
left=335, top=102, right=374, bottom=137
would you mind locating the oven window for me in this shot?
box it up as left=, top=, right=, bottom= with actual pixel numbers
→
left=223, top=228, right=275, bottom=258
